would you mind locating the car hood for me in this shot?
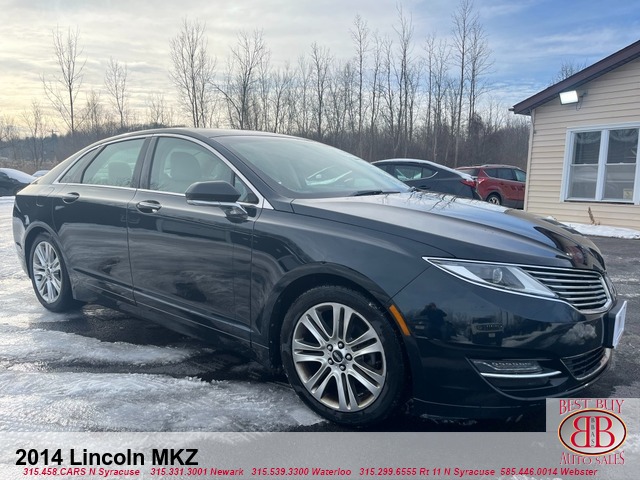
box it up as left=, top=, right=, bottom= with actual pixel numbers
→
left=291, top=192, right=606, bottom=271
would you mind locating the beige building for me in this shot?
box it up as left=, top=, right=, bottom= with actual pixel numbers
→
left=512, top=40, right=640, bottom=229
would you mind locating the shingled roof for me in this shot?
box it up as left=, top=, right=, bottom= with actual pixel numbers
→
left=512, top=39, right=640, bottom=116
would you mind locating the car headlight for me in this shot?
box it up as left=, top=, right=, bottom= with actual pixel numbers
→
left=424, top=258, right=557, bottom=298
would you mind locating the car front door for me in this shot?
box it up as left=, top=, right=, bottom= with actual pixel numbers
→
left=51, top=137, right=148, bottom=303
left=127, top=135, right=259, bottom=342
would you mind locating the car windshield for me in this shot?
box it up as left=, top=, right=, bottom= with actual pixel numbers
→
left=214, top=135, right=410, bottom=198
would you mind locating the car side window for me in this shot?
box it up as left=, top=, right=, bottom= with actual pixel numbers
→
left=484, top=168, right=497, bottom=178
left=80, top=139, right=145, bottom=187
left=149, top=137, right=257, bottom=203
left=514, top=169, right=527, bottom=182
left=393, top=165, right=435, bottom=181
left=497, top=168, right=516, bottom=180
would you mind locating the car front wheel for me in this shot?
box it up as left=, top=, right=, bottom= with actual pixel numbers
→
left=280, top=286, right=406, bottom=426
left=29, top=233, right=78, bottom=312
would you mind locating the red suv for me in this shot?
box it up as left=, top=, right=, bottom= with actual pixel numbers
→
left=456, top=165, right=526, bottom=208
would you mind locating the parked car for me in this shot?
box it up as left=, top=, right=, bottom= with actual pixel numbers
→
left=0, top=167, right=35, bottom=196
left=457, top=164, right=526, bottom=208
left=373, top=158, right=481, bottom=199
left=13, top=129, right=625, bottom=426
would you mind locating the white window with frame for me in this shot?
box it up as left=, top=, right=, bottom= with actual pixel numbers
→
left=563, top=125, right=640, bottom=204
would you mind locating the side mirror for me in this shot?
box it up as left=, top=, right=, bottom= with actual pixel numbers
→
left=185, top=181, right=241, bottom=204
left=185, top=181, right=248, bottom=222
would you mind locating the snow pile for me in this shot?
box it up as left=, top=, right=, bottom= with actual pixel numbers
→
left=564, top=223, right=640, bottom=239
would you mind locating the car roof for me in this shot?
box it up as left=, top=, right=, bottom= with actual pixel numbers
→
left=458, top=164, right=525, bottom=170
left=0, top=167, right=36, bottom=182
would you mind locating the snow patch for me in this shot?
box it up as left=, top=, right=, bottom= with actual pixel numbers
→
left=0, top=371, right=323, bottom=431
left=564, top=222, right=640, bottom=239
left=0, top=323, right=194, bottom=367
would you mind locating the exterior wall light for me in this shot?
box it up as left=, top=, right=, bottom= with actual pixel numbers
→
left=559, top=90, right=580, bottom=104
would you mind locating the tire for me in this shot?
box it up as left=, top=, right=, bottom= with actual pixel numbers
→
left=29, top=233, right=78, bottom=312
left=280, top=286, right=406, bottom=426
left=486, top=193, right=502, bottom=205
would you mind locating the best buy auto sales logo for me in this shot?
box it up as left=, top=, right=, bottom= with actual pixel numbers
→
left=558, top=408, right=627, bottom=456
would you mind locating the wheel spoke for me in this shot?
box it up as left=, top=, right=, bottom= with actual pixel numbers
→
left=292, top=338, right=324, bottom=353
left=35, top=245, right=47, bottom=267
left=340, top=305, right=358, bottom=341
left=336, top=373, right=360, bottom=410
left=300, top=310, right=331, bottom=346
left=348, top=366, right=383, bottom=396
left=310, top=370, right=334, bottom=401
left=50, top=274, right=62, bottom=294
left=348, top=328, right=379, bottom=352
left=352, top=361, right=385, bottom=387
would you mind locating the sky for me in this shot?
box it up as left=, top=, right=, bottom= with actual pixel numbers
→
left=1, top=0, right=639, bottom=130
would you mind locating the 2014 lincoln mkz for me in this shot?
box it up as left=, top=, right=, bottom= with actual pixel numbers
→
left=12, top=128, right=626, bottom=426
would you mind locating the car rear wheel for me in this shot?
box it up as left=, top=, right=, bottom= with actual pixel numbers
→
left=280, top=286, right=406, bottom=426
left=486, top=193, right=502, bottom=205
left=30, top=233, right=78, bottom=312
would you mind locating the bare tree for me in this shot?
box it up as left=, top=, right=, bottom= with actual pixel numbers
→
left=105, top=57, right=129, bottom=130
left=270, top=64, right=294, bottom=133
left=0, top=116, right=21, bottom=163
left=146, top=93, right=174, bottom=127
left=41, top=26, right=86, bottom=138
left=218, top=30, right=270, bottom=130
left=351, top=15, right=370, bottom=155
left=367, top=32, right=384, bottom=159
left=465, top=14, right=491, bottom=137
left=82, top=89, right=110, bottom=140
left=451, top=0, right=474, bottom=165
left=294, top=55, right=312, bottom=136
left=426, top=38, right=452, bottom=162
left=0, top=116, right=13, bottom=143
left=310, top=42, right=332, bottom=140
left=550, top=59, right=588, bottom=84
left=169, top=19, right=216, bottom=128
left=393, top=6, right=418, bottom=157
left=22, top=101, right=48, bottom=169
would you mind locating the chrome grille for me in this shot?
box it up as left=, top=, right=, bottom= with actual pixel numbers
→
left=562, top=348, right=610, bottom=380
left=521, top=266, right=610, bottom=312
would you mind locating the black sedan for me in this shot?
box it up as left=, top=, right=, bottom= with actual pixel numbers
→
left=0, top=167, right=35, bottom=196
left=12, top=129, right=625, bottom=426
left=373, top=158, right=480, bottom=199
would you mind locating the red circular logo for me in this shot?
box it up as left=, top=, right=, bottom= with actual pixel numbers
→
left=558, top=409, right=627, bottom=455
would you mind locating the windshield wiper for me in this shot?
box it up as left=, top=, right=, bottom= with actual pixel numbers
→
left=350, top=190, right=401, bottom=197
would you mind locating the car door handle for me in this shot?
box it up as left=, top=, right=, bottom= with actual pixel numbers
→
left=136, top=200, right=162, bottom=213
left=62, top=192, right=80, bottom=203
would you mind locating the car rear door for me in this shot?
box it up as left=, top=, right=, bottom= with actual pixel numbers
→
left=497, top=167, right=524, bottom=203
left=127, top=135, right=259, bottom=342
left=51, top=137, right=149, bottom=304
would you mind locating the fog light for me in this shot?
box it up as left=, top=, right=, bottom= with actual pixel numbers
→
left=472, top=359, right=543, bottom=375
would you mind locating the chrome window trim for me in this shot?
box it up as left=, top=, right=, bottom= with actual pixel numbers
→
left=51, top=133, right=273, bottom=210
left=146, top=133, right=271, bottom=209
left=52, top=144, right=103, bottom=184
left=136, top=187, right=273, bottom=211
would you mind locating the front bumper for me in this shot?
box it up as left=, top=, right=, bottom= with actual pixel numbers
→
left=392, top=264, right=621, bottom=419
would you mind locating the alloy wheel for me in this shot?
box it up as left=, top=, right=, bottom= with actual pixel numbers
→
left=32, top=241, right=63, bottom=304
left=291, top=302, right=387, bottom=412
